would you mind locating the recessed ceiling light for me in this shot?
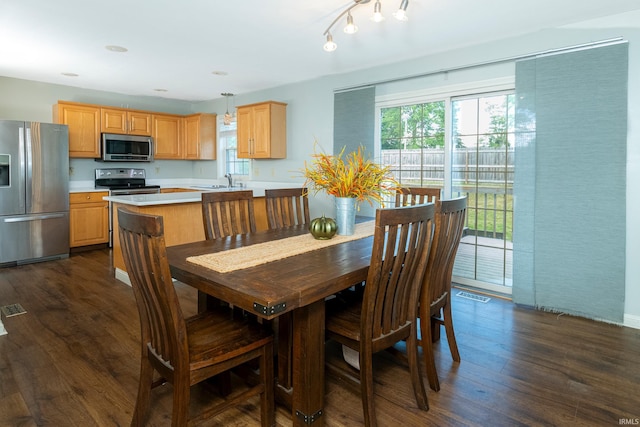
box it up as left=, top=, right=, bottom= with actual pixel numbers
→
left=211, top=71, right=228, bottom=76
left=105, top=45, right=128, bottom=52
left=153, top=88, right=168, bottom=92
left=61, top=72, right=79, bottom=77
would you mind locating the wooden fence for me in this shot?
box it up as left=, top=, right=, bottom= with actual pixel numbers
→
left=381, top=148, right=514, bottom=186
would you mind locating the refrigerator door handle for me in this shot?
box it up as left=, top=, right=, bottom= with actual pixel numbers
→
left=3, top=213, right=66, bottom=223
left=24, top=126, right=32, bottom=212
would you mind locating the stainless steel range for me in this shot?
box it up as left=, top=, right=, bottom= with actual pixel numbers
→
left=95, top=168, right=161, bottom=246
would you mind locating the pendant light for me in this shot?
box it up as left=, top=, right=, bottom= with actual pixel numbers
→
left=221, top=92, right=235, bottom=125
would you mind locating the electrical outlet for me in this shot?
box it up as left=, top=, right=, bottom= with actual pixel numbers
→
left=155, top=167, right=160, bottom=174
left=69, top=166, right=74, bottom=175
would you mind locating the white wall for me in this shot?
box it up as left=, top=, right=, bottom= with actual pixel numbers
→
left=1, top=11, right=638, bottom=325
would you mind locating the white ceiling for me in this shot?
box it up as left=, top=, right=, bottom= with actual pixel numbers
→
left=1, top=0, right=639, bottom=102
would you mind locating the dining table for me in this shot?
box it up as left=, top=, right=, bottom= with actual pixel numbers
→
left=166, top=223, right=375, bottom=427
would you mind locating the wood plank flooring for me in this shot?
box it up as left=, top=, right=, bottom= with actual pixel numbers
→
left=1, top=249, right=639, bottom=426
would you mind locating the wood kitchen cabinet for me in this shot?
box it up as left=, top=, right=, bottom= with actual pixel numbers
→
left=184, top=113, right=216, bottom=160
left=101, top=108, right=152, bottom=135
left=151, top=113, right=183, bottom=159
left=54, top=100, right=216, bottom=161
left=53, top=102, right=101, bottom=158
left=69, top=192, right=109, bottom=247
left=237, top=101, right=287, bottom=159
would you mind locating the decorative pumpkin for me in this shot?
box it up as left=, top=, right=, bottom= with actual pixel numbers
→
left=309, top=215, right=337, bottom=240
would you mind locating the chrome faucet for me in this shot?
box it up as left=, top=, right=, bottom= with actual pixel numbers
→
left=224, top=173, right=232, bottom=188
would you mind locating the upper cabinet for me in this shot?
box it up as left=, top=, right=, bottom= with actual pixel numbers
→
left=54, top=101, right=216, bottom=160
left=101, top=108, right=152, bottom=136
left=152, top=113, right=183, bottom=159
left=53, top=101, right=101, bottom=158
left=184, top=113, right=216, bottom=160
left=237, top=101, right=287, bottom=159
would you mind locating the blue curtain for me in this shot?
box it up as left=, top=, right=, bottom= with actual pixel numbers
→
left=333, top=87, right=375, bottom=155
left=513, top=42, right=628, bottom=322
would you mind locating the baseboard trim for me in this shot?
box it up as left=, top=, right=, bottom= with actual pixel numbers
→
left=624, top=313, right=640, bottom=330
left=114, top=268, right=131, bottom=287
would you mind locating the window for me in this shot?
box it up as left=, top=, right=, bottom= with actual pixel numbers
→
left=380, top=100, right=446, bottom=188
left=377, top=86, right=514, bottom=293
left=217, top=119, right=249, bottom=177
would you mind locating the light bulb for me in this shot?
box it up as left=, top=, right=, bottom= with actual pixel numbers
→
left=371, top=0, right=385, bottom=22
left=344, top=12, right=358, bottom=34
left=393, top=9, right=407, bottom=21
left=323, top=33, right=337, bottom=52
left=393, top=0, right=409, bottom=21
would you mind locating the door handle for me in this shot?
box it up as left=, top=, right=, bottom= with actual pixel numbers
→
left=3, top=213, right=66, bottom=223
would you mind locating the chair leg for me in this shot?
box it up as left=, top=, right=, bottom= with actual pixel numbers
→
left=420, top=311, right=441, bottom=392
left=131, top=357, right=153, bottom=427
left=171, top=376, right=190, bottom=427
left=260, top=343, right=276, bottom=427
left=359, top=349, right=377, bottom=427
left=431, top=310, right=442, bottom=342
left=406, top=330, right=429, bottom=411
left=443, top=301, right=460, bottom=362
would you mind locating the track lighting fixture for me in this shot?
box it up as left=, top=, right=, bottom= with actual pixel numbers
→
left=322, top=0, right=409, bottom=52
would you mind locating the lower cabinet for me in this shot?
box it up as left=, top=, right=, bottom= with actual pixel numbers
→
left=70, top=192, right=109, bottom=247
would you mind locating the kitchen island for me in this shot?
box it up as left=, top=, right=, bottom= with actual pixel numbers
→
left=105, top=188, right=278, bottom=283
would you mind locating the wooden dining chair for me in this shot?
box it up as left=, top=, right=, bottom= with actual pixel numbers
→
left=201, top=190, right=256, bottom=240
left=199, top=190, right=257, bottom=312
left=418, top=196, right=467, bottom=392
left=117, top=207, right=275, bottom=427
left=325, top=203, right=435, bottom=427
left=264, top=187, right=310, bottom=229
left=395, top=186, right=441, bottom=207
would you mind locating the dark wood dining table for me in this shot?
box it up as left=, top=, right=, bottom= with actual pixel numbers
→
left=166, top=224, right=373, bottom=427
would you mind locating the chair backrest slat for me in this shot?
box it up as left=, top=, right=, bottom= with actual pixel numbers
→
left=201, top=190, right=256, bottom=240
left=265, top=188, right=310, bottom=229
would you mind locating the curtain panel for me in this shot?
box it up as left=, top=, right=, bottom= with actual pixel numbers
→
left=513, top=42, right=628, bottom=322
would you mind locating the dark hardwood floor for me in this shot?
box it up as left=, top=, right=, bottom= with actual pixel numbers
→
left=1, top=249, right=639, bottom=426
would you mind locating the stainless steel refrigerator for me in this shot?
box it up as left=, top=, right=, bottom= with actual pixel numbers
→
left=0, top=121, right=70, bottom=265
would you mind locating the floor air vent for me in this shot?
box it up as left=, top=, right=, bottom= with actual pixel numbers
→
left=456, top=291, right=491, bottom=303
left=1, top=303, right=27, bottom=317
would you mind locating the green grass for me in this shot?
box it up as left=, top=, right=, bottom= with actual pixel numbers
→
left=454, top=189, right=513, bottom=241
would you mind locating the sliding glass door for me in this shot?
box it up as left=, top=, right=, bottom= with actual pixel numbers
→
left=378, top=90, right=514, bottom=293
left=451, top=92, right=514, bottom=291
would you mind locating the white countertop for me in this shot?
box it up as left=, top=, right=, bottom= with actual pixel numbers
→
left=102, top=181, right=303, bottom=206
left=71, top=179, right=302, bottom=196
left=104, top=191, right=205, bottom=206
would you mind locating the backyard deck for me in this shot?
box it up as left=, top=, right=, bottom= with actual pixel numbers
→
left=453, top=235, right=513, bottom=289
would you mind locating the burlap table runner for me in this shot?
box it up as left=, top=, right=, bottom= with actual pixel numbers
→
left=187, top=221, right=375, bottom=273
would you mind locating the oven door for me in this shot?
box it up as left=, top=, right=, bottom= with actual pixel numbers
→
left=108, top=187, right=161, bottom=247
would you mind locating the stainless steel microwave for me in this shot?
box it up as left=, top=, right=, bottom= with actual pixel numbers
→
left=101, top=133, right=153, bottom=162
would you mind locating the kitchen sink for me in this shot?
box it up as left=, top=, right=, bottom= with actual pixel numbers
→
left=191, top=184, right=228, bottom=189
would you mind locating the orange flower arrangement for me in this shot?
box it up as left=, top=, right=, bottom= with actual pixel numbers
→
left=301, top=144, right=400, bottom=206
